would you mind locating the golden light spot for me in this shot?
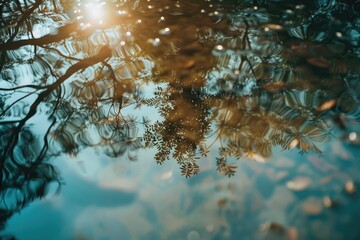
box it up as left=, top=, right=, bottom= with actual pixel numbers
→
left=84, top=1, right=106, bottom=21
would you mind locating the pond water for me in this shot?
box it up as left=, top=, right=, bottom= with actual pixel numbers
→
left=1, top=0, right=360, bottom=239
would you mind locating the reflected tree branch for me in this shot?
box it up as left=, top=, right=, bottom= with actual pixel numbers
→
left=0, top=22, right=80, bottom=51
left=0, top=45, right=112, bottom=166
left=6, top=0, right=43, bottom=43
left=0, top=85, right=48, bottom=91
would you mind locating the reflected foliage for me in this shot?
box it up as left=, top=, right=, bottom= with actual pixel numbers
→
left=144, top=87, right=211, bottom=177
left=0, top=0, right=360, bottom=229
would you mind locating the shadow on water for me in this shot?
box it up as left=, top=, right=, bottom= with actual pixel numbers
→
left=0, top=0, right=360, bottom=239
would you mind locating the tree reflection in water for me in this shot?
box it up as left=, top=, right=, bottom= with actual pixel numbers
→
left=0, top=0, right=359, bottom=234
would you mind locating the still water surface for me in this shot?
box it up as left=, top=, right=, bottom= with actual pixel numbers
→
left=1, top=0, right=360, bottom=239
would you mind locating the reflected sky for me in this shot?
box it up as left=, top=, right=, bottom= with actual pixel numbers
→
left=5, top=141, right=360, bottom=239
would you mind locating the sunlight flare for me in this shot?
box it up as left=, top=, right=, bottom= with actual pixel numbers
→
left=84, top=1, right=105, bottom=20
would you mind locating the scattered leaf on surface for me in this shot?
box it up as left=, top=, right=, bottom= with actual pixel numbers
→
left=323, top=196, right=336, bottom=208
left=317, top=99, right=336, bottom=112
left=289, top=139, right=299, bottom=149
left=260, top=222, right=285, bottom=233
left=184, top=60, right=196, bottom=69
left=344, top=180, right=356, bottom=194
left=302, top=198, right=323, bottom=215
left=286, top=177, right=311, bottom=191
left=263, top=24, right=283, bottom=30
left=247, top=152, right=266, bottom=163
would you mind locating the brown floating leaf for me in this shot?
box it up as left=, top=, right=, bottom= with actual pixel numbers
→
left=302, top=198, right=323, bottom=215
left=184, top=60, right=196, bottom=69
left=344, top=180, right=356, bottom=194
left=289, top=139, right=299, bottom=149
left=260, top=222, right=285, bottom=233
left=263, top=24, right=283, bottom=30
left=247, top=151, right=266, bottom=163
left=317, top=99, right=336, bottom=112
left=323, top=196, right=335, bottom=208
left=286, top=177, right=311, bottom=191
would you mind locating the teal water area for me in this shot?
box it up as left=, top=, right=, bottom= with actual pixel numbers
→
left=1, top=0, right=360, bottom=239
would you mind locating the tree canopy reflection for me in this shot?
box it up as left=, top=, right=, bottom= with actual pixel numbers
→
left=0, top=0, right=360, bottom=230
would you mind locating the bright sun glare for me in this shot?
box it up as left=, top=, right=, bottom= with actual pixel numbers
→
left=74, top=0, right=107, bottom=26
left=84, top=2, right=105, bottom=20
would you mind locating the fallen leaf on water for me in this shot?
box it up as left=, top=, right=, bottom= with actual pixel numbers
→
left=263, top=24, right=283, bottom=30
left=184, top=60, right=195, bottom=69
left=344, top=180, right=356, bottom=194
left=302, top=198, right=323, bottom=215
left=260, top=222, right=285, bottom=233
left=289, top=139, right=299, bottom=149
left=323, top=196, right=336, bottom=208
left=247, top=151, right=266, bottom=163
left=317, top=99, right=336, bottom=112
left=286, top=177, right=311, bottom=191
